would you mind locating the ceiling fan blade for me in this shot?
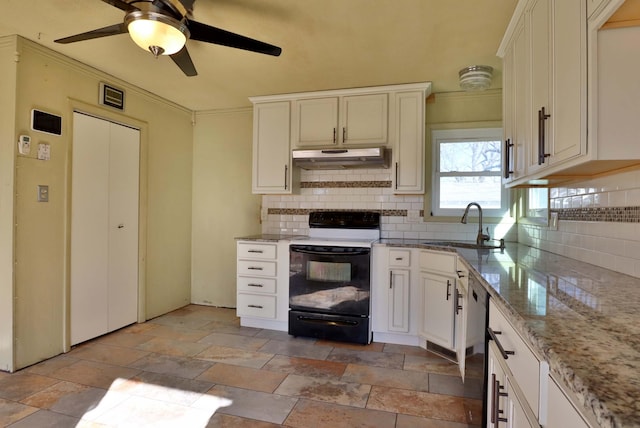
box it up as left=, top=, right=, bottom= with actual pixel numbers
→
left=101, top=0, right=138, bottom=12
left=54, top=23, right=128, bottom=44
left=188, top=20, right=282, bottom=57
left=170, top=46, right=198, bottom=76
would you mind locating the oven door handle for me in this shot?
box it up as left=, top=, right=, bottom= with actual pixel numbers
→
left=290, top=247, right=370, bottom=256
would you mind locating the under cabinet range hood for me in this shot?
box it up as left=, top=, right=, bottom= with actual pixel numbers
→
left=292, top=147, right=391, bottom=170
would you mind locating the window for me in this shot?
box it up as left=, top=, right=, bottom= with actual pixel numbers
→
left=431, top=128, right=507, bottom=217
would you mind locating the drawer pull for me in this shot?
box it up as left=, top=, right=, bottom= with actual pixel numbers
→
left=456, top=270, right=465, bottom=279
left=491, top=374, right=508, bottom=424
left=247, top=249, right=264, bottom=253
left=248, top=304, right=264, bottom=309
left=487, top=327, right=515, bottom=359
left=247, top=283, right=264, bottom=288
left=395, top=257, right=403, bottom=261
left=247, top=267, right=263, bottom=271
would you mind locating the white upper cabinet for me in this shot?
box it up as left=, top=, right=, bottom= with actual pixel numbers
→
left=500, top=0, right=640, bottom=186
left=293, top=93, right=388, bottom=147
left=295, top=97, right=339, bottom=146
left=251, top=101, right=294, bottom=194
left=499, top=0, right=586, bottom=186
left=340, top=93, right=389, bottom=146
left=250, top=83, right=430, bottom=195
left=393, top=90, right=426, bottom=193
left=502, top=12, right=528, bottom=184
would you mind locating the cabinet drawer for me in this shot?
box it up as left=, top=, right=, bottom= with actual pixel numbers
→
left=238, top=260, right=277, bottom=277
left=389, top=249, right=411, bottom=267
left=237, top=276, right=277, bottom=294
left=489, top=300, right=546, bottom=418
left=238, top=242, right=277, bottom=260
left=419, top=250, right=456, bottom=274
left=237, top=293, right=277, bottom=319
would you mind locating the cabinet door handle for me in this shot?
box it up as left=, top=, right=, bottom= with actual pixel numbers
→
left=394, top=162, right=399, bottom=189
left=455, top=290, right=463, bottom=315
left=333, top=127, right=337, bottom=144
left=248, top=304, right=263, bottom=309
left=538, top=107, right=551, bottom=165
left=491, top=374, right=509, bottom=424
left=487, top=327, right=515, bottom=359
left=247, top=267, right=263, bottom=271
left=446, top=280, right=451, bottom=301
left=342, top=127, right=346, bottom=143
left=247, top=283, right=264, bottom=288
left=504, top=138, right=514, bottom=179
left=389, top=271, right=393, bottom=289
left=284, top=164, right=288, bottom=190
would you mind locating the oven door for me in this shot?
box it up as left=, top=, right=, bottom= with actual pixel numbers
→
left=289, top=244, right=371, bottom=316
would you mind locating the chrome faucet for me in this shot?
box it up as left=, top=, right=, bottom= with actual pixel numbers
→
left=461, top=202, right=490, bottom=246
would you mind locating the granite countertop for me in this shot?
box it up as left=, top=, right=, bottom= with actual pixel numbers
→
left=378, top=239, right=640, bottom=428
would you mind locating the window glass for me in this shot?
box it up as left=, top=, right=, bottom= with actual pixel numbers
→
left=431, top=128, right=507, bottom=217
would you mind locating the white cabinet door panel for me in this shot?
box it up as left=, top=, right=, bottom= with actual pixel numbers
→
left=252, top=102, right=291, bottom=193
left=389, top=269, right=410, bottom=333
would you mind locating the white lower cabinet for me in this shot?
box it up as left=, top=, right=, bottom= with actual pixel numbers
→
left=236, top=240, right=289, bottom=330
left=487, top=299, right=549, bottom=427
left=547, top=376, right=592, bottom=428
left=487, top=341, right=538, bottom=428
left=419, top=250, right=460, bottom=352
left=372, top=246, right=469, bottom=368
left=372, top=247, right=418, bottom=345
left=419, top=271, right=455, bottom=349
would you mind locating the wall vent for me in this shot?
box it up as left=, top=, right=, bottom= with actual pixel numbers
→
left=99, top=82, right=125, bottom=110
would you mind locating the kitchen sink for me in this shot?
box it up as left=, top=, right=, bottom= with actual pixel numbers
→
left=421, top=240, right=505, bottom=250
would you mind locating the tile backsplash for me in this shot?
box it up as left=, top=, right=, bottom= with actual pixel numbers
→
left=261, top=168, right=517, bottom=242
left=519, top=168, right=640, bottom=278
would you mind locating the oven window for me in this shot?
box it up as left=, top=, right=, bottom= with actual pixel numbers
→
left=307, top=261, right=351, bottom=282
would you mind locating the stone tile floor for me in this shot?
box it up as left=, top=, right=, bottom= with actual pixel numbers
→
left=0, top=305, right=484, bottom=427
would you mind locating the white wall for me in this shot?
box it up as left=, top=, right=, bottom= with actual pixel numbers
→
left=191, top=109, right=261, bottom=307
left=2, top=36, right=194, bottom=370
left=519, top=168, right=640, bottom=278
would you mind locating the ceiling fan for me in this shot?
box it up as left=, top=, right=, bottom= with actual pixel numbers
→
left=54, top=0, right=282, bottom=76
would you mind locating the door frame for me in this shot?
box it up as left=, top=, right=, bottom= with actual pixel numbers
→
left=64, top=99, right=149, bottom=352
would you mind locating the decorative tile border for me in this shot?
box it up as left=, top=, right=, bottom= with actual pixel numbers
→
left=300, top=181, right=392, bottom=188
left=555, top=206, right=640, bottom=222
left=267, top=208, right=408, bottom=216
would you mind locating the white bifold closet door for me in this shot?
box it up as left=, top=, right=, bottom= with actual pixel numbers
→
left=71, top=112, right=140, bottom=346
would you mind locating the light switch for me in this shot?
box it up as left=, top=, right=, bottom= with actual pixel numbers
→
left=37, top=185, right=49, bottom=202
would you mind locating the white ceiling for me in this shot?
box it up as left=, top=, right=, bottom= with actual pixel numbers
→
left=0, top=0, right=516, bottom=111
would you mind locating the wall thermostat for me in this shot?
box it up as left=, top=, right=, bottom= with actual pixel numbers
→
left=18, top=135, right=31, bottom=155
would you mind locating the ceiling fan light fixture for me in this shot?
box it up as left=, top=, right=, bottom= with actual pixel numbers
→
left=459, top=65, right=493, bottom=91
left=126, top=11, right=189, bottom=56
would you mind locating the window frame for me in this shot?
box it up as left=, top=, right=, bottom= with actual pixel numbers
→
left=430, top=128, right=508, bottom=218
